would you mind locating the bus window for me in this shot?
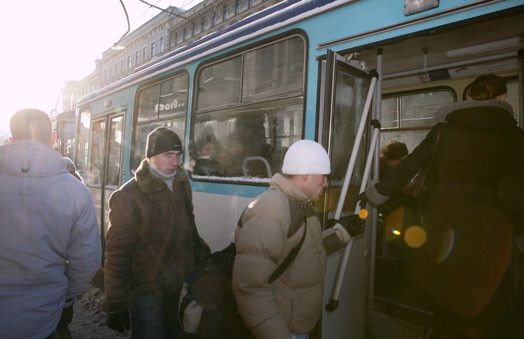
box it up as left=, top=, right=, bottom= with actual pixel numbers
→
left=196, top=56, right=242, bottom=111
left=191, top=35, right=305, bottom=182
left=131, top=73, right=189, bottom=172
left=87, top=120, right=106, bottom=187
left=106, top=116, right=124, bottom=188
left=75, top=111, right=91, bottom=181
left=380, top=88, right=456, bottom=152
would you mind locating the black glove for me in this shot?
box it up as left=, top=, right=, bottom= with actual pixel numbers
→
left=56, top=303, right=74, bottom=329
left=357, top=192, right=368, bottom=210
left=107, top=310, right=130, bottom=333
left=327, top=214, right=366, bottom=237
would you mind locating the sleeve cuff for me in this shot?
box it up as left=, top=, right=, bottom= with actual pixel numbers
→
left=366, top=180, right=389, bottom=206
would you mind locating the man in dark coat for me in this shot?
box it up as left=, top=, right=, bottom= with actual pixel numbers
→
left=103, top=127, right=208, bottom=338
left=366, top=75, right=524, bottom=338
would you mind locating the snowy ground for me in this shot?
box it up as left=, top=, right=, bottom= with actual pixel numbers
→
left=69, top=285, right=131, bottom=339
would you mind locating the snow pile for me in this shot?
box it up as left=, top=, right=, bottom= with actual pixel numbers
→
left=69, top=285, right=131, bottom=339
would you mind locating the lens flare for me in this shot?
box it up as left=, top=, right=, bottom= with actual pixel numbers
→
left=391, top=229, right=401, bottom=235
left=436, top=228, right=455, bottom=263
left=358, top=208, right=368, bottom=220
left=404, top=226, right=427, bottom=248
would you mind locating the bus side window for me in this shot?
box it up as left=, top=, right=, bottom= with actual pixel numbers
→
left=190, top=35, right=306, bottom=182
left=380, top=88, right=456, bottom=152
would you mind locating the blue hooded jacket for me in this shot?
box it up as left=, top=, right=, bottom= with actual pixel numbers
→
left=0, top=140, right=101, bottom=339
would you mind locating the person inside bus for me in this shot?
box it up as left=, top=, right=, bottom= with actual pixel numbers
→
left=0, top=109, right=101, bottom=339
left=233, top=140, right=353, bottom=339
left=226, top=115, right=276, bottom=178
left=193, top=128, right=222, bottom=176
left=365, top=74, right=524, bottom=338
left=102, top=126, right=209, bottom=338
left=64, top=156, right=84, bottom=183
left=379, top=141, right=408, bottom=179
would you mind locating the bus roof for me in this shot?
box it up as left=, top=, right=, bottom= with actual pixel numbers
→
left=78, top=0, right=353, bottom=105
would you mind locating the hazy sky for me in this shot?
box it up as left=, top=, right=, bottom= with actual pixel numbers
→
left=0, top=0, right=200, bottom=134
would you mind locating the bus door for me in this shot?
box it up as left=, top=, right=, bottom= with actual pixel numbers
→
left=86, top=114, right=124, bottom=255
left=318, top=50, right=373, bottom=339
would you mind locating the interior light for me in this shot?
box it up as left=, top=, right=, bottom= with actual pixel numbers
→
left=446, top=37, right=522, bottom=58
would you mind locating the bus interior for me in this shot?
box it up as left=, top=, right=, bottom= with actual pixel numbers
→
left=342, top=7, right=523, bottom=336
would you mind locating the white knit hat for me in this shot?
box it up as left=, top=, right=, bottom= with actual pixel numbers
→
left=282, top=140, right=331, bottom=175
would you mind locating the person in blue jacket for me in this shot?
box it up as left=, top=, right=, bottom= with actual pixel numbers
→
left=0, top=109, right=101, bottom=339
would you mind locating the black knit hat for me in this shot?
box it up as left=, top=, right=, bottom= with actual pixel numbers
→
left=146, top=127, right=183, bottom=158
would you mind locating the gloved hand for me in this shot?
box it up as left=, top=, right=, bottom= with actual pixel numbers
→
left=56, top=303, right=74, bottom=331
left=107, top=310, right=130, bottom=333
left=327, top=213, right=366, bottom=237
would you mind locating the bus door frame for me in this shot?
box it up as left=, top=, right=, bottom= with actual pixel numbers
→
left=87, top=112, right=125, bottom=262
left=317, top=49, right=374, bottom=339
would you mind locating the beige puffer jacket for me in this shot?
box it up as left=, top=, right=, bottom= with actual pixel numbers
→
left=232, top=174, right=326, bottom=339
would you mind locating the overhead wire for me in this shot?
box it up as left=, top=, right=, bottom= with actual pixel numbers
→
left=115, top=0, right=131, bottom=44
left=138, top=0, right=187, bottom=19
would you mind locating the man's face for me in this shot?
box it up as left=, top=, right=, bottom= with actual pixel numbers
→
left=302, top=174, right=328, bottom=202
left=149, top=150, right=183, bottom=175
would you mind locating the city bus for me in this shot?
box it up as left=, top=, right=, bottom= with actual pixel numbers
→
left=74, top=0, right=524, bottom=337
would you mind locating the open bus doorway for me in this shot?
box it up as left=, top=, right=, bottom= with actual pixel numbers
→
left=349, top=7, right=524, bottom=335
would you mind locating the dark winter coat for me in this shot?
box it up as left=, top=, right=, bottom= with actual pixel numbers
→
left=375, top=100, right=524, bottom=318
left=103, top=159, right=206, bottom=312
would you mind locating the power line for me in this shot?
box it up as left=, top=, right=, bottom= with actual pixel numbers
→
left=138, top=0, right=187, bottom=20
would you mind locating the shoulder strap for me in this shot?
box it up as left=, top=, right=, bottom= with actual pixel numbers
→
left=269, top=204, right=308, bottom=284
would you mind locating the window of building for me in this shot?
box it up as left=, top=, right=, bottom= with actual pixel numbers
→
left=136, top=51, right=140, bottom=65
left=235, top=0, right=241, bottom=15
left=132, top=73, right=189, bottom=171
left=114, top=63, right=118, bottom=75
left=183, top=28, right=187, bottom=41
left=201, top=17, right=206, bottom=32
left=150, top=41, right=155, bottom=57
left=223, top=5, right=228, bottom=21
left=380, top=88, right=456, bottom=151
left=192, top=35, right=306, bottom=182
left=249, top=0, right=254, bottom=8
left=160, top=37, right=164, bottom=52
left=211, top=11, right=216, bottom=27
left=127, top=56, right=132, bottom=69
left=142, top=47, right=147, bottom=61
left=192, top=22, right=196, bottom=36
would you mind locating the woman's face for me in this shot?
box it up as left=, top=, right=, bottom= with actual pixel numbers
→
left=199, top=142, right=216, bottom=159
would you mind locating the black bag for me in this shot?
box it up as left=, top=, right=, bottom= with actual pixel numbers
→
left=401, top=128, right=442, bottom=198
left=179, top=200, right=308, bottom=338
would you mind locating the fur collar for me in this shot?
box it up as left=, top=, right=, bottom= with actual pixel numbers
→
left=135, top=158, right=189, bottom=194
left=436, top=99, right=514, bottom=123
left=270, top=173, right=310, bottom=205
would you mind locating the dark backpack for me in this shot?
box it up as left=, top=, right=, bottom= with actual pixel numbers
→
left=180, top=195, right=310, bottom=338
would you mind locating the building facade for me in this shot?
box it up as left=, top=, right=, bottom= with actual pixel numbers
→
left=54, top=0, right=278, bottom=155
